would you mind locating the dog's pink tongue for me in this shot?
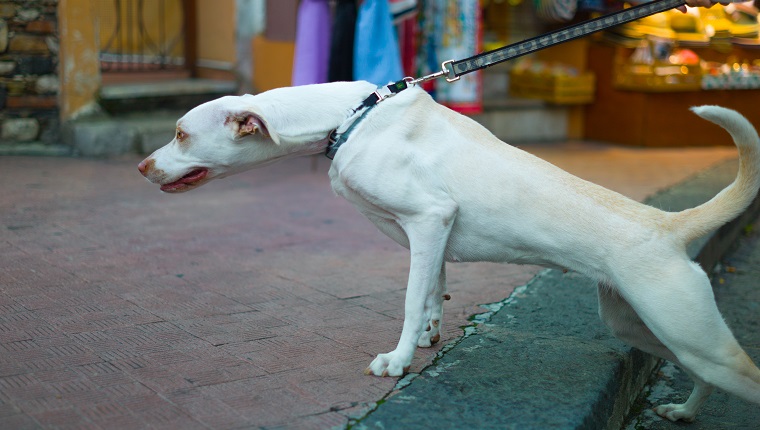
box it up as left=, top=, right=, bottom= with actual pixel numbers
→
left=161, top=169, right=207, bottom=191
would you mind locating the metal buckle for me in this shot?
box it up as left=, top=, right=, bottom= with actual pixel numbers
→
left=328, top=129, right=338, bottom=144
left=441, top=60, right=459, bottom=82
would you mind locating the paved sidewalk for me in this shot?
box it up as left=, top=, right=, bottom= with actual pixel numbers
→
left=0, top=143, right=738, bottom=429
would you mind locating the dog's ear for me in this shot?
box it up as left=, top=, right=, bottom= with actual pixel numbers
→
left=232, top=113, right=280, bottom=145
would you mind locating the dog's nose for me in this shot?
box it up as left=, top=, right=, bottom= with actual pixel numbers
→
left=137, top=159, right=149, bottom=176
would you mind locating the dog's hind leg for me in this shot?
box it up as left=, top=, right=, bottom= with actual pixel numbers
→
left=418, top=262, right=446, bottom=348
left=597, top=285, right=714, bottom=422
left=654, top=375, right=714, bottom=422
left=614, top=259, right=760, bottom=420
left=598, top=284, right=678, bottom=362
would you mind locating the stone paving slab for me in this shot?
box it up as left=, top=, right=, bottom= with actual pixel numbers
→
left=0, top=143, right=738, bottom=429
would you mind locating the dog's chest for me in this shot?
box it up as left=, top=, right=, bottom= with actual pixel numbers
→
left=329, top=165, right=390, bottom=218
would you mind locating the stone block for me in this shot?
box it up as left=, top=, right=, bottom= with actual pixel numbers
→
left=65, top=120, right=140, bottom=157
left=17, top=9, right=41, bottom=22
left=0, top=4, right=14, bottom=19
left=139, top=128, right=175, bottom=154
left=1, top=117, right=39, bottom=142
left=471, top=105, right=569, bottom=142
left=26, top=20, right=55, bottom=34
left=0, top=60, right=13, bottom=75
left=2, top=76, right=28, bottom=95
left=7, top=95, right=57, bottom=109
left=41, top=5, right=58, bottom=16
left=16, top=55, right=54, bottom=74
left=0, top=19, right=7, bottom=52
left=0, top=142, right=71, bottom=156
left=37, top=115, right=60, bottom=144
left=35, top=74, right=57, bottom=94
left=9, top=35, right=49, bottom=54
left=45, top=35, right=58, bottom=55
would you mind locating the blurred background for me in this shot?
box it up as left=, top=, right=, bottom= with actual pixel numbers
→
left=1, top=0, right=759, bottom=156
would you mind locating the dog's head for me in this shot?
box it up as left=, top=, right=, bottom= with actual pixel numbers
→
left=138, top=95, right=287, bottom=193
left=138, top=81, right=379, bottom=193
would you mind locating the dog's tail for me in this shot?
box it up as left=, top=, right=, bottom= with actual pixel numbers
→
left=672, top=106, right=760, bottom=246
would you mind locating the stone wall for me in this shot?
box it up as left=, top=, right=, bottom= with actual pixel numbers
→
left=0, top=0, right=60, bottom=151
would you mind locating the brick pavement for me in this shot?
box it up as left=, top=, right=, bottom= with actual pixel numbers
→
left=0, top=143, right=738, bottom=429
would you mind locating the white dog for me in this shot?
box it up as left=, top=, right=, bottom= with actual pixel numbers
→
left=138, top=81, right=760, bottom=422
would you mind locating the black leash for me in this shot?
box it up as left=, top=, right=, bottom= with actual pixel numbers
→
left=327, top=0, right=688, bottom=159
left=444, top=0, right=687, bottom=81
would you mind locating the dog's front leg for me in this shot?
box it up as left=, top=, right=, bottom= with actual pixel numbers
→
left=366, top=207, right=456, bottom=377
left=418, top=262, right=446, bottom=348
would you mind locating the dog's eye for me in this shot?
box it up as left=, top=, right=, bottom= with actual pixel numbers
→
left=176, top=130, right=186, bottom=141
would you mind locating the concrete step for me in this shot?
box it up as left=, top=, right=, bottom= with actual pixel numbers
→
left=61, top=79, right=238, bottom=157
left=476, top=64, right=571, bottom=142
left=99, top=79, right=237, bottom=115
left=64, top=103, right=569, bottom=158
left=64, top=72, right=568, bottom=158
left=471, top=98, right=570, bottom=142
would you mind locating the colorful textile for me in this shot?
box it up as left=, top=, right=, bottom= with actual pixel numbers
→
left=354, top=0, right=404, bottom=86
left=390, top=0, right=418, bottom=23
left=328, top=0, right=358, bottom=82
left=418, top=0, right=482, bottom=113
left=398, top=17, right=417, bottom=77
left=292, top=0, right=332, bottom=86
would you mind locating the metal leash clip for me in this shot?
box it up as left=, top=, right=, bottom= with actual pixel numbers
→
left=405, top=59, right=460, bottom=86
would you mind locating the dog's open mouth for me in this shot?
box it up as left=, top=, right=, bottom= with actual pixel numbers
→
left=160, top=168, right=209, bottom=192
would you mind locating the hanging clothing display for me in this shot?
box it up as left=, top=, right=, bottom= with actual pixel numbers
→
left=353, top=0, right=405, bottom=86
left=390, top=0, right=418, bottom=23
left=418, top=0, right=482, bottom=113
left=398, top=16, right=417, bottom=77
left=328, top=0, right=358, bottom=82
left=391, top=0, right=418, bottom=77
left=292, top=0, right=332, bottom=86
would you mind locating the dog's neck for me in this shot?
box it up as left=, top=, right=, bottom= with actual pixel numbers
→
left=249, top=81, right=379, bottom=154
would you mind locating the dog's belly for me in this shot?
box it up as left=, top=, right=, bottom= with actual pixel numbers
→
left=332, top=175, right=617, bottom=280
left=444, top=230, right=556, bottom=265
left=442, top=217, right=612, bottom=280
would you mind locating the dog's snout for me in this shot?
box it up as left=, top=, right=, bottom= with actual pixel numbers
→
left=138, top=158, right=153, bottom=177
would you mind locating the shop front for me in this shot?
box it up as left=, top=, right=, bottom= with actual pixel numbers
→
left=268, top=0, right=760, bottom=147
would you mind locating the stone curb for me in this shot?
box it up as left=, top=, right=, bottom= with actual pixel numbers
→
left=353, top=159, right=760, bottom=430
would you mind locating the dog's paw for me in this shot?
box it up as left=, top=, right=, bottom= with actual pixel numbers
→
left=654, top=403, right=697, bottom=423
left=365, top=351, right=411, bottom=377
left=417, top=319, right=441, bottom=348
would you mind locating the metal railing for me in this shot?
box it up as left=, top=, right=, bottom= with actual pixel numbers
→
left=97, top=0, right=189, bottom=73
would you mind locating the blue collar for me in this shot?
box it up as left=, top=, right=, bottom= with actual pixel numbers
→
left=325, top=79, right=409, bottom=160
